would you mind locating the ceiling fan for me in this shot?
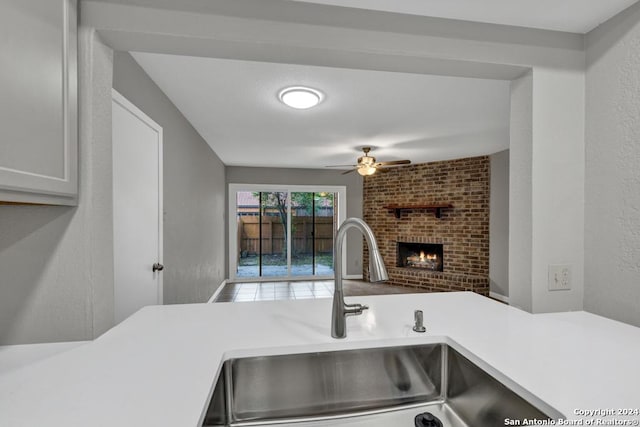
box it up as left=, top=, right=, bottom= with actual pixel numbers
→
left=326, top=147, right=411, bottom=176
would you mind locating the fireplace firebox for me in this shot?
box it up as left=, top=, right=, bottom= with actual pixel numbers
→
left=397, top=242, right=443, bottom=271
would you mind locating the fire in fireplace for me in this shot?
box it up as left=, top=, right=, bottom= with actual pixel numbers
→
left=397, top=242, right=443, bottom=271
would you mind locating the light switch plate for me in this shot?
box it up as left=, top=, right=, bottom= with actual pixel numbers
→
left=548, top=265, right=571, bottom=291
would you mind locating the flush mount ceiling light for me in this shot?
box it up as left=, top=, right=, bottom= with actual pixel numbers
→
left=278, top=86, right=324, bottom=109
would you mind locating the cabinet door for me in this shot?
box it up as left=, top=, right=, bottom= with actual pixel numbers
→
left=0, top=0, right=77, bottom=205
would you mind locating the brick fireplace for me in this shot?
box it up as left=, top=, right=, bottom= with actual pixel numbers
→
left=363, top=156, right=489, bottom=295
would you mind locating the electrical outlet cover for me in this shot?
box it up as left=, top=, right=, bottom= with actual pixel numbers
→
left=548, top=265, right=571, bottom=291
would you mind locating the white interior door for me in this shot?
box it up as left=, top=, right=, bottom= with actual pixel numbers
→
left=112, top=89, right=163, bottom=324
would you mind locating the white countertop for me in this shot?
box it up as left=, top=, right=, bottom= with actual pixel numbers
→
left=0, top=292, right=639, bottom=426
left=0, top=341, right=87, bottom=376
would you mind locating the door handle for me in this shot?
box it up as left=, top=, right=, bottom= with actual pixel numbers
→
left=152, top=263, right=164, bottom=272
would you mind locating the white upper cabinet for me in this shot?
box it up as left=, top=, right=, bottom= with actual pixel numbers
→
left=0, top=0, right=78, bottom=205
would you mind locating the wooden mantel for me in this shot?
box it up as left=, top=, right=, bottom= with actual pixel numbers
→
left=383, top=204, right=454, bottom=219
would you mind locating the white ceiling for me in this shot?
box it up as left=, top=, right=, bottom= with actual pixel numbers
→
left=123, top=1, right=639, bottom=170
left=131, top=53, right=511, bottom=169
left=286, top=0, right=638, bottom=33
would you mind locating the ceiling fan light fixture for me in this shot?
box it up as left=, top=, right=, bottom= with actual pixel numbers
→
left=278, top=86, right=324, bottom=109
left=358, top=155, right=376, bottom=166
left=357, top=165, right=377, bottom=176
left=326, top=147, right=410, bottom=176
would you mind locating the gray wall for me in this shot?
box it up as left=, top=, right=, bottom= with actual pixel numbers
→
left=113, top=52, right=226, bottom=304
left=489, top=150, right=509, bottom=298
left=0, top=28, right=115, bottom=345
left=226, top=167, right=363, bottom=276
left=584, top=3, right=640, bottom=327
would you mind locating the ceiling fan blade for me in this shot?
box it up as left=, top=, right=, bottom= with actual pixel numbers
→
left=341, top=169, right=356, bottom=175
left=325, top=164, right=357, bottom=168
left=376, top=160, right=411, bottom=166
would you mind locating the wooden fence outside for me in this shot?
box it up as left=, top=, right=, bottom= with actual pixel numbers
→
left=238, top=216, right=334, bottom=255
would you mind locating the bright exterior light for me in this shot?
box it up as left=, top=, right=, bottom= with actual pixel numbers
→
left=278, top=86, right=323, bottom=109
left=357, top=165, right=377, bottom=176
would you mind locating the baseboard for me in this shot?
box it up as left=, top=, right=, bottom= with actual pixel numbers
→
left=343, top=274, right=364, bottom=280
left=207, top=279, right=227, bottom=303
left=489, top=291, right=509, bottom=304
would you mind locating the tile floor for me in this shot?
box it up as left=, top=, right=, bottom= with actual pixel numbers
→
left=214, top=279, right=429, bottom=303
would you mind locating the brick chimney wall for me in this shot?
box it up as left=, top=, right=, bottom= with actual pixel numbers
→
left=363, top=155, right=490, bottom=295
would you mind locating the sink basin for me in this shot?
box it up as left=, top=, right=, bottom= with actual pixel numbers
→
left=202, top=343, right=563, bottom=426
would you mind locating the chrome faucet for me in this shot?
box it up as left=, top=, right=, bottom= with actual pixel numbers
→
left=332, top=218, right=389, bottom=339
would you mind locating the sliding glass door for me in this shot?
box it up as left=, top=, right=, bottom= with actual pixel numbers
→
left=230, top=185, right=346, bottom=280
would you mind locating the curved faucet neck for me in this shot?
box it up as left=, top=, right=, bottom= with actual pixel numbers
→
left=334, top=218, right=379, bottom=286
left=332, top=218, right=387, bottom=339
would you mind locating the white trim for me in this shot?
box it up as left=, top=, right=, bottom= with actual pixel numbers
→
left=343, top=274, right=364, bottom=280
left=489, top=291, right=509, bottom=304
left=111, top=89, right=164, bottom=307
left=207, top=280, right=227, bottom=303
left=228, top=184, right=347, bottom=281
left=157, top=122, right=164, bottom=306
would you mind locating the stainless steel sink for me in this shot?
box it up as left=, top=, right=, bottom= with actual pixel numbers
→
left=202, top=343, right=563, bottom=426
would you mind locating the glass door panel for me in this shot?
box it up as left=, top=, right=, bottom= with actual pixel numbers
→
left=314, top=192, right=335, bottom=276
left=236, top=191, right=259, bottom=278
left=236, top=191, right=289, bottom=278
left=260, top=192, right=289, bottom=277
left=291, top=192, right=313, bottom=276
left=291, top=192, right=336, bottom=277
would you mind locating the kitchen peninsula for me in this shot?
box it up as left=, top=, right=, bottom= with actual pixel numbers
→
left=0, top=292, right=638, bottom=426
